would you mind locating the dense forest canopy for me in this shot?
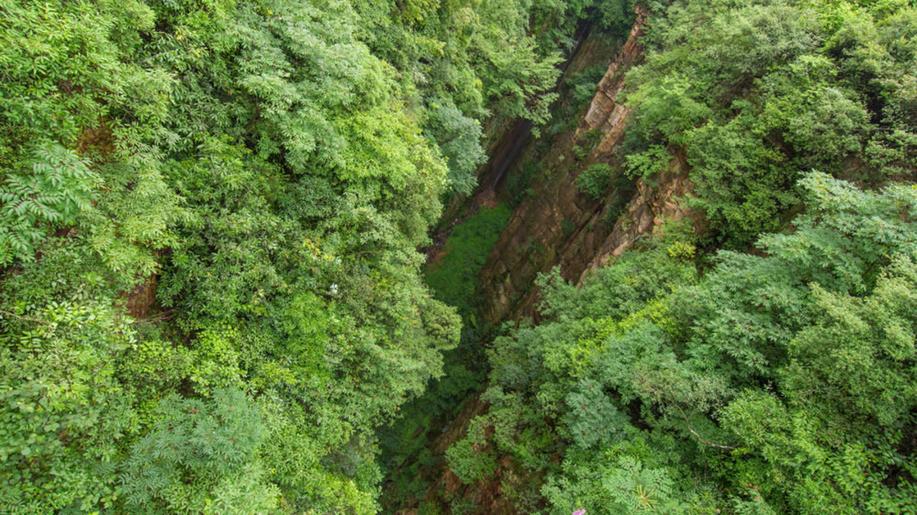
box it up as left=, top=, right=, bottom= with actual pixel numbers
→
left=447, top=0, right=917, bottom=513
left=0, top=0, right=914, bottom=513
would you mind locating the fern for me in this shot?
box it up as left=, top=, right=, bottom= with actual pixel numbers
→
left=0, top=143, right=97, bottom=265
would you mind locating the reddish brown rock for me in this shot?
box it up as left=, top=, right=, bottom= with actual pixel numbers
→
left=579, top=154, right=693, bottom=281
left=479, top=6, right=655, bottom=325
left=125, top=274, right=158, bottom=320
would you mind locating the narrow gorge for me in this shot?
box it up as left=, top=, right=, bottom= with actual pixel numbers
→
left=383, top=8, right=693, bottom=512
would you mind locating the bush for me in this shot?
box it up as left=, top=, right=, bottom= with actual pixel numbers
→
left=577, top=163, right=615, bottom=198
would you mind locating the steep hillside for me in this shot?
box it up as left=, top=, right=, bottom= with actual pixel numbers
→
left=379, top=17, right=634, bottom=512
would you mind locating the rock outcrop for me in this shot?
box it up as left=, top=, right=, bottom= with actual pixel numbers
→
left=479, top=6, right=661, bottom=325
left=579, top=155, right=692, bottom=281
left=579, top=6, right=647, bottom=146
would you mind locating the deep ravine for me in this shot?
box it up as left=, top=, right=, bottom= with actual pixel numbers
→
left=380, top=8, right=696, bottom=512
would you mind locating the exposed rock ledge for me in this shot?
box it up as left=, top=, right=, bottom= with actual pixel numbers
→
left=479, top=5, right=685, bottom=326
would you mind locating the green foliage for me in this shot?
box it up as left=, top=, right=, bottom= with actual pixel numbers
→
left=0, top=144, right=96, bottom=264
left=571, top=65, right=612, bottom=107
left=0, top=2, right=604, bottom=510
left=574, top=128, right=604, bottom=160
left=624, top=144, right=670, bottom=179
left=0, top=299, right=136, bottom=512
left=426, top=205, right=512, bottom=316
left=623, top=0, right=916, bottom=247
left=0, top=0, right=590, bottom=510
left=424, top=99, right=486, bottom=196
left=456, top=173, right=917, bottom=513
left=576, top=163, right=615, bottom=198
left=380, top=204, right=511, bottom=509
left=122, top=389, right=279, bottom=513
left=2, top=0, right=913, bottom=512
left=543, top=438, right=708, bottom=514
left=351, top=0, right=609, bottom=193
left=1, top=0, right=609, bottom=506
left=590, top=0, right=638, bottom=33
left=446, top=417, right=498, bottom=484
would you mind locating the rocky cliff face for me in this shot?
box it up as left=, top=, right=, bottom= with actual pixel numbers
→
left=479, top=6, right=691, bottom=325
left=578, top=154, right=692, bottom=279
left=578, top=6, right=647, bottom=146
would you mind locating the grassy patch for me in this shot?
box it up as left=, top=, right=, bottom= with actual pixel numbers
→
left=425, top=204, right=512, bottom=317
